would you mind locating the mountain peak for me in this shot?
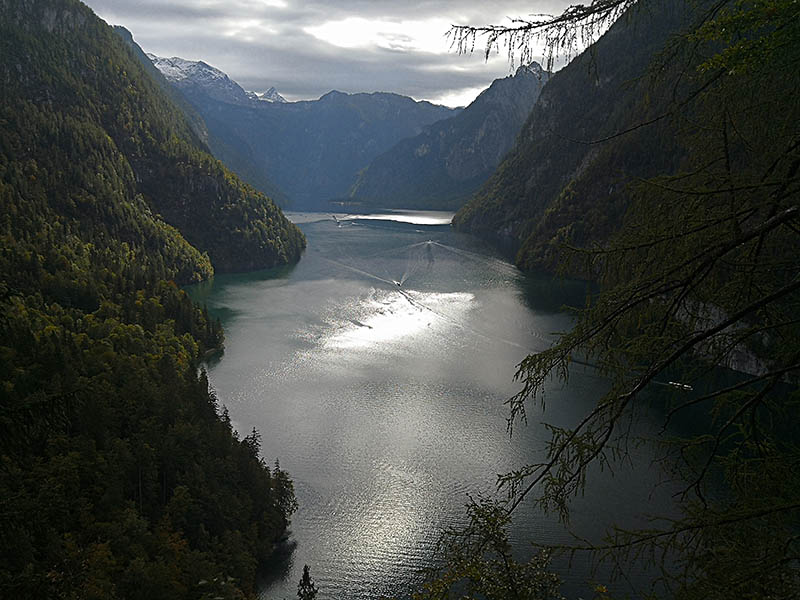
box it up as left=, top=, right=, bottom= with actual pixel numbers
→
left=246, top=86, right=287, bottom=104
left=320, top=89, right=347, bottom=101
left=147, top=53, right=289, bottom=107
left=262, top=86, right=287, bottom=103
left=515, top=62, right=545, bottom=78
left=349, top=62, right=550, bottom=210
left=147, top=53, right=255, bottom=107
left=147, top=54, right=228, bottom=84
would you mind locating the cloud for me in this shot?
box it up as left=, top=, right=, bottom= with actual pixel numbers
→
left=85, top=0, right=573, bottom=106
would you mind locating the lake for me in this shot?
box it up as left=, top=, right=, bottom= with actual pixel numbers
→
left=188, top=210, right=677, bottom=599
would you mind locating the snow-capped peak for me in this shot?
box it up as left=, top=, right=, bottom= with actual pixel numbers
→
left=147, top=53, right=228, bottom=84
left=262, top=87, right=287, bottom=103
left=147, top=53, right=257, bottom=106
left=245, top=87, right=287, bottom=104
left=148, top=53, right=288, bottom=107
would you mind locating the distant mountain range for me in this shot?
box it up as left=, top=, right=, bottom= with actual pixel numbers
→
left=142, top=50, right=552, bottom=213
left=148, top=54, right=287, bottom=106
left=145, top=52, right=459, bottom=209
left=350, top=63, right=550, bottom=210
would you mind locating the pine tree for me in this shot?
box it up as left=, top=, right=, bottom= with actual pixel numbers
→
left=297, top=565, right=318, bottom=600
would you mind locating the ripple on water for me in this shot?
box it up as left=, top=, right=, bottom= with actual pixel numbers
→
left=191, top=214, right=675, bottom=600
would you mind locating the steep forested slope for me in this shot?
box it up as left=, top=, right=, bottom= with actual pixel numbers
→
left=112, top=26, right=213, bottom=151
left=116, top=41, right=291, bottom=207
left=0, top=0, right=301, bottom=597
left=453, top=0, right=690, bottom=268
left=1, top=0, right=303, bottom=276
left=350, top=64, right=549, bottom=210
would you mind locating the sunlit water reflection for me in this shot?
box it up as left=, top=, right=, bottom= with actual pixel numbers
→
left=188, top=211, right=677, bottom=600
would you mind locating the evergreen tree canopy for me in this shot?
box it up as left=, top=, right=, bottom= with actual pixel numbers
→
left=297, top=564, right=318, bottom=600
left=0, top=1, right=303, bottom=597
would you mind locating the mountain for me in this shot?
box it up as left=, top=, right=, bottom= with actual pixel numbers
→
left=148, top=54, right=261, bottom=107
left=148, top=54, right=287, bottom=106
left=119, top=44, right=290, bottom=206
left=248, top=86, right=287, bottom=103
left=452, top=1, right=692, bottom=269
left=148, top=54, right=460, bottom=209
left=0, top=1, right=302, bottom=596
left=350, top=63, right=550, bottom=210
left=114, top=27, right=212, bottom=147
left=1, top=13, right=303, bottom=279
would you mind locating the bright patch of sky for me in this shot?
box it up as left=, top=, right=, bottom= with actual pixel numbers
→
left=84, top=0, right=575, bottom=107
left=430, top=86, right=487, bottom=109
left=305, top=17, right=454, bottom=53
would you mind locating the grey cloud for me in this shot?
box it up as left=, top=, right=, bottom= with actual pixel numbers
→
left=86, top=0, right=571, bottom=105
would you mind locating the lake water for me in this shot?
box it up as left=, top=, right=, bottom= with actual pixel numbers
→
left=188, top=211, right=677, bottom=600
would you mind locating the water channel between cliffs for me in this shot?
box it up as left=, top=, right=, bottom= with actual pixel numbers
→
left=188, top=210, right=680, bottom=600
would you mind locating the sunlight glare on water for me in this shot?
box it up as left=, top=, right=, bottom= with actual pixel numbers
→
left=324, top=290, right=475, bottom=350
left=187, top=211, right=677, bottom=600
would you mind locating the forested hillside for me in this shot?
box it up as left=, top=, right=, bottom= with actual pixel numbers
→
left=114, top=34, right=291, bottom=208
left=0, top=0, right=302, bottom=597
left=0, top=0, right=303, bottom=275
left=350, top=64, right=549, bottom=211
left=112, top=26, right=213, bottom=153
left=427, top=0, right=800, bottom=598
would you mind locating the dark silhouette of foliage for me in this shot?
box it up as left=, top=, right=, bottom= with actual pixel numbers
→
left=428, top=1, right=800, bottom=598
left=297, top=565, right=318, bottom=600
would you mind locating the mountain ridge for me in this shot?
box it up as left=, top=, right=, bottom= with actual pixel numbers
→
left=148, top=53, right=288, bottom=107
left=146, top=51, right=460, bottom=209
left=349, top=62, right=550, bottom=210
left=452, top=0, right=690, bottom=269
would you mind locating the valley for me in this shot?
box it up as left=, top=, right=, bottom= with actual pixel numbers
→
left=1, top=1, right=797, bottom=599
left=187, top=211, right=677, bottom=600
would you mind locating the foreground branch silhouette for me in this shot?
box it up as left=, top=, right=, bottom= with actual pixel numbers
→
left=420, top=1, right=800, bottom=598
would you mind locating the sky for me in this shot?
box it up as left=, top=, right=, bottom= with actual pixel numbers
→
left=84, top=0, right=574, bottom=107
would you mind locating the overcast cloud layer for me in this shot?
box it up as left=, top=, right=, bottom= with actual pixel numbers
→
left=84, top=0, right=573, bottom=106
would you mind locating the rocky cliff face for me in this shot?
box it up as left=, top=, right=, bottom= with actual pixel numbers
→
left=452, top=1, right=691, bottom=268
left=445, top=64, right=550, bottom=180
left=349, top=64, right=550, bottom=210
